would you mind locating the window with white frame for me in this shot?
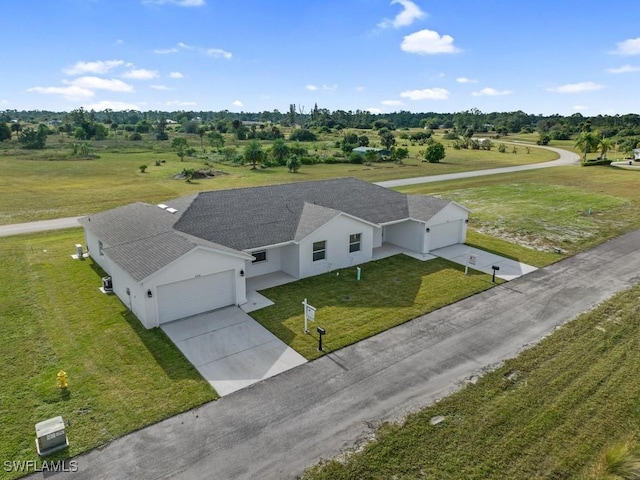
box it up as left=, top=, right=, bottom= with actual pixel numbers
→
left=312, top=241, right=326, bottom=261
left=349, top=233, right=361, bottom=253
left=252, top=250, right=267, bottom=263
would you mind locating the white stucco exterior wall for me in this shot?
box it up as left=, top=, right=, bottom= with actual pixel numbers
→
left=280, top=244, right=300, bottom=278
left=384, top=220, right=425, bottom=253
left=244, top=246, right=284, bottom=278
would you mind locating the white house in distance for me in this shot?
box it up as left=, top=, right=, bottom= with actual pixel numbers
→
left=79, top=177, right=469, bottom=329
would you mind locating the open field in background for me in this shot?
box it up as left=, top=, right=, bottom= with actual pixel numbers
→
left=0, top=229, right=216, bottom=479
left=251, top=256, right=501, bottom=361
left=398, top=165, right=640, bottom=255
left=0, top=130, right=555, bottom=225
left=302, top=281, right=640, bottom=480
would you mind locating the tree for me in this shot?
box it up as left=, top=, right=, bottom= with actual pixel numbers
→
left=575, top=131, right=599, bottom=162
left=10, top=122, right=22, bottom=139
left=0, top=123, right=11, bottom=142
left=18, top=127, right=47, bottom=149
left=358, top=135, right=369, bottom=147
left=286, top=155, right=301, bottom=173
left=270, top=138, right=290, bottom=165
left=379, top=130, right=396, bottom=150
left=598, top=137, right=613, bottom=160
left=392, top=147, right=409, bottom=163
left=424, top=142, right=446, bottom=163
left=244, top=140, right=264, bottom=169
left=197, top=126, right=207, bottom=152
left=172, top=137, right=189, bottom=161
left=208, top=131, right=225, bottom=152
left=289, top=129, right=317, bottom=142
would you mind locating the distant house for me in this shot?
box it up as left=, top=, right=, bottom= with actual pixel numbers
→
left=80, top=178, right=469, bottom=328
left=633, top=148, right=640, bottom=160
left=352, top=146, right=391, bottom=157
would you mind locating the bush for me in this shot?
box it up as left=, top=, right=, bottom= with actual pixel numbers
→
left=443, top=131, right=458, bottom=140
left=289, top=129, right=317, bottom=142
left=498, top=143, right=507, bottom=153
left=581, top=158, right=613, bottom=167
left=300, top=156, right=318, bottom=165
left=130, top=132, right=142, bottom=141
left=423, top=142, right=446, bottom=163
left=349, top=152, right=364, bottom=164
left=286, top=155, right=301, bottom=173
left=139, top=164, right=148, bottom=173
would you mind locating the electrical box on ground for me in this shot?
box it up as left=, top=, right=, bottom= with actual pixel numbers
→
left=35, top=416, right=68, bottom=456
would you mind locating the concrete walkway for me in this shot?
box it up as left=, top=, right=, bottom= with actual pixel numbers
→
left=161, top=307, right=306, bottom=396
left=432, top=244, right=538, bottom=280
left=45, top=228, right=640, bottom=480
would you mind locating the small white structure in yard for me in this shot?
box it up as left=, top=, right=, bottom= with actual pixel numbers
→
left=633, top=148, right=640, bottom=160
left=80, top=178, right=469, bottom=329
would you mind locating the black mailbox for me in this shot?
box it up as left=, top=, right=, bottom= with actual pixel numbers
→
left=491, top=265, right=500, bottom=282
left=317, top=327, right=326, bottom=351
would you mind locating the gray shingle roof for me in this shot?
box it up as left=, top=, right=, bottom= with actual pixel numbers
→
left=81, top=177, right=456, bottom=281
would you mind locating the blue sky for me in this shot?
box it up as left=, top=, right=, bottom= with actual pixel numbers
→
left=2, top=0, right=639, bottom=115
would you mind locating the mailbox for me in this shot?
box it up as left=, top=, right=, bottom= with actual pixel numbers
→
left=35, top=416, right=68, bottom=456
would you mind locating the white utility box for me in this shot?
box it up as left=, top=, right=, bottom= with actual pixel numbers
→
left=35, top=416, right=68, bottom=456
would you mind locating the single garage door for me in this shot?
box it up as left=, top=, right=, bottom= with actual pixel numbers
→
left=157, top=270, right=235, bottom=324
left=429, top=220, right=463, bottom=251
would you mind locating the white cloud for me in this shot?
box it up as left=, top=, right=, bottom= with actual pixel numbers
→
left=232, top=100, right=244, bottom=107
left=206, top=48, right=232, bottom=59
left=355, top=86, right=365, bottom=92
left=150, top=85, right=172, bottom=90
left=83, top=100, right=141, bottom=111
left=142, top=0, right=205, bottom=6
left=122, top=69, right=159, bottom=80
left=456, top=77, right=477, bottom=84
left=607, top=64, right=640, bottom=74
left=322, top=84, right=338, bottom=92
left=306, top=85, right=318, bottom=91
left=63, top=60, right=124, bottom=75
left=471, top=87, right=513, bottom=97
left=378, top=0, right=426, bottom=29
left=366, top=107, right=382, bottom=114
left=27, top=85, right=95, bottom=100
left=573, top=105, right=589, bottom=111
left=381, top=100, right=404, bottom=106
left=401, top=29, right=460, bottom=55
left=547, top=81, right=605, bottom=93
left=169, top=72, right=184, bottom=79
left=400, top=87, right=449, bottom=100
left=154, top=48, right=178, bottom=54
left=611, top=37, right=640, bottom=56
left=65, top=76, right=135, bottom=92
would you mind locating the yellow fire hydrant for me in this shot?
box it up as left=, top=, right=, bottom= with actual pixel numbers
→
left=56, top=370, right=68, bottom=389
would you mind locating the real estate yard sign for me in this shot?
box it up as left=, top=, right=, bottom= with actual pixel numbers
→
left=302, top=298, right=316, bottom=333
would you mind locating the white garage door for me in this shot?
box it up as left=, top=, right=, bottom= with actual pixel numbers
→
left=157, top=270, right=235, bottom=324
left=429, top=220, right=463, bottom=251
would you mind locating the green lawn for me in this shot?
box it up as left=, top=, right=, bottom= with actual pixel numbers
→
left=302, top=281, right=640, bottom=480
left=0, top=135, right=555, bottom=225
left=251, top=255, right=500, bottom=360
left=0, top=230, right=216, bottom=479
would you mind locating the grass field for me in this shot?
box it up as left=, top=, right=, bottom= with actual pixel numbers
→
left=0, top=230, right=216, bottom=479
left=0, top=134, right=555, bottom=225
left=251, top=255, right=500, bottom=360
left=302, top=281, right=640, bottom=480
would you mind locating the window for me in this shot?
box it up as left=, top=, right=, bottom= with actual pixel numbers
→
left=98, top=240, right=104, bottom=256
left=252, top=250, right=267, bottom=264
left=349, top=233, right=361, bottom=253
left=312, top=241, right=326, bottom=262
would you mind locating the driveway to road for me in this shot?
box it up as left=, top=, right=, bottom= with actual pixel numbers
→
left=49, top=228, right=640, bottom=480
left=1, top=145, right=578, bottom=238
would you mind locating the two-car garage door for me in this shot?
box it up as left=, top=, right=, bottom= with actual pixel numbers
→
left=157, top=270, right=235, bottom=324
left=429, top=220, right=463, bottom=251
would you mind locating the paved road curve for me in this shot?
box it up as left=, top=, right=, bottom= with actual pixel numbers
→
left=46, top=229, right=640, bottom=480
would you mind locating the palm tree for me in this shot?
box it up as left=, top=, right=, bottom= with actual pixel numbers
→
left=575, top=131, right=599, bottom=163
left=598, top=137, right=613, bottom=160
left=243, top=140, right=264, bottom=170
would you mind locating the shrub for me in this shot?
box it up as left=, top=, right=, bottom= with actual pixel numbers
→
left=423, top=142, right=446, bottom=163
left=349, top=152, right=364, bottom=164
left=289, top=129, right=317, bottom=141
left=498, top=143, right=507, bottom=153
left=139, top=164, right=148, bottom=173
left=130, top=132, right=142, bottom=141
left=286, top=155, right=301, bottom=173
left=300, top=156, right=318, bottom=165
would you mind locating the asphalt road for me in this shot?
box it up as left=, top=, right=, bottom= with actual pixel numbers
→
left=41, top=228, right=640, bottom=480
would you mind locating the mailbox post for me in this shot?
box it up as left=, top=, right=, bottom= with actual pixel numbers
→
left=317, top=327, right=326, bottom=351
left=491, top=265, right=500, bottom=283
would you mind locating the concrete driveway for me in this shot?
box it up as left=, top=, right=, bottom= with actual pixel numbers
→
left=433, top=244, right=538, bottom=280
left=161, top=307, right=306, bottom=396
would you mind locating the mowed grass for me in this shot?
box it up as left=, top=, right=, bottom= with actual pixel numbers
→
left=0, top=136, right=555, bottom=224
left=302, top=281, right=640, bottom=480
left=0, top=230, right=216, bottom=479
left=397, top=165, right=640, bottom=255
left=250, top=255, right=499, bottom=360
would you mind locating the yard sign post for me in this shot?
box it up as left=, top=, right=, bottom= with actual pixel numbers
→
left=302, top=298, right=316, bottom=334
left=465, top=254, right=477, bottom=275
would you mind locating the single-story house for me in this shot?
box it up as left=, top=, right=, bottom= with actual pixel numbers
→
left=79, top=177, right=469, bottom=329
left=633, top=148, right=640, bottom=160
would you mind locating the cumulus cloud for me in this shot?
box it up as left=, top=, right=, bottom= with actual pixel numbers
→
left=154, top=48, right=179, bottom=54
left=63, top=60, right=124, bottom=75
left=142, top=0, right=205, bottom=6
left=456, top=77, right=477, bottom=84
left=232, top=100, right=244, bottom=107
left=306, top=85, right=318, bottom=91
left=169, top=72, right=184, bottom=79
left=27, top=85, right=95, bottom=100
left=547, top=81, right=605, bottom=93
left=205, top=48, right=232, bottom=59
left=378, top=0, right=426, bottom=29
left=122, top=68, right=159, bottom=80
left=471, top=87, right=513, bottom=97
left=401, top=29, right=460, bottom=55
left=83, top=100, right=141, bottom=111
left=381, top=100, right=404, bottom=106
left=65, top=76, right=135, bottom=92
left=611, top=37, right=640, bottom=55
left=400, top=87, right=449, bottom=100
left=607, top=64, right=640, bottom=74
